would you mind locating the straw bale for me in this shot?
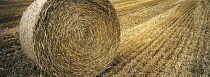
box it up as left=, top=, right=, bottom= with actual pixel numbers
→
left=20, top=0, right=120, bottom=76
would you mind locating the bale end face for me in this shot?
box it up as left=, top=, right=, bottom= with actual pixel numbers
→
left=20, top=0, right=120, bottom=76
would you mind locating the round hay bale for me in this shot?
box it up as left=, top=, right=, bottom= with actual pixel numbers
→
left=20, top=0, right=120, bottom=76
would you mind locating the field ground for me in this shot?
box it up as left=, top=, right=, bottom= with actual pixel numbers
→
left=0, top=0, right=209, bottom=76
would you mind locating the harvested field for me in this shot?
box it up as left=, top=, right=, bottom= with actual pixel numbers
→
left=0, top=0, right=209, bottom=76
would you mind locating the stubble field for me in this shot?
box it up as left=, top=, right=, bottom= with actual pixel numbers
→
left=0, top=0, right=209, bottom=76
